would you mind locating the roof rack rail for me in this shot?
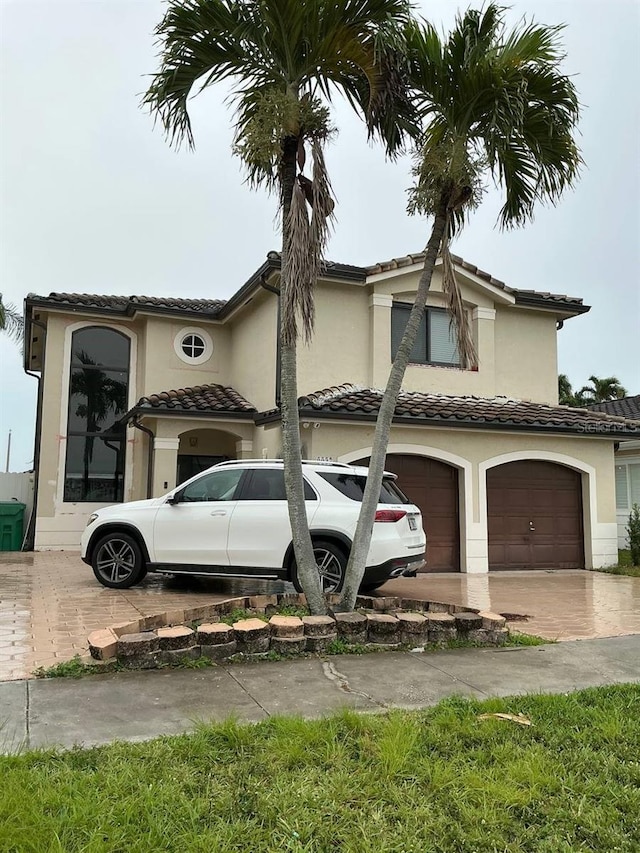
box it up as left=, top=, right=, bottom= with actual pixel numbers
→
left=212, top=458, right=354, bottom=468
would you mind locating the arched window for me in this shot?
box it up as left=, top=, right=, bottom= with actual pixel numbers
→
left=64, top=327, right=130, bottom=502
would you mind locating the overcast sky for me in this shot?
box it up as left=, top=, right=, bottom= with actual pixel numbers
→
left=1, top=0, right=639, bottom=472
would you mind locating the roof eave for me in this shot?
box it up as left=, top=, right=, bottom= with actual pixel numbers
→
left=514, top=295, right=591, bottom=317
left=262, top=406, right=636, bottom=438
left=122, top=407, right=258, bottom=424
left=23, top=296, right=224, bottom=323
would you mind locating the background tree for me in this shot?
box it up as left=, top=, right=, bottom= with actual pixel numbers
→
left=558, top=373, right=589, bottom=407
left=340, top=4, right=582, bottom=609
left=579, top=375, right=627, bottom=404
left=559, top=374, right=629, bottom=406
left=0, top=295, right=23, bottom=343
left=143, top=0, right=415, bottom=614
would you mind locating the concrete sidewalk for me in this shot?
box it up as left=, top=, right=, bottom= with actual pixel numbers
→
left=2, top=635, right=639, bottom=754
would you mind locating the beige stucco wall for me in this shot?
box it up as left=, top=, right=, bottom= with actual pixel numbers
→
left=295, top=265, right=562, bottom=403
left=296, top=281, right=370, bottom=393
left=228, top=289, right=278, bottom=412
left=141, top=315, right=230, bottom=397
left=494, top=307, right=558, bottom=404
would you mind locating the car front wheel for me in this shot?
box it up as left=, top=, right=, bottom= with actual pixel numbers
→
left=91, top=532, right=147, bottom=589
left=291, top=540, right=347, bottom=594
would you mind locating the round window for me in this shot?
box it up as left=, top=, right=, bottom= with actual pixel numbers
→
left=173, top=327, right=213, bottom=365
left=181, top=333, right=206, bottom=359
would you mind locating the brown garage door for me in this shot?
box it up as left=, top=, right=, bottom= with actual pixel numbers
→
left=355, top=455, right=460, bottom=572
left=487, top=460, right=584, bottom=569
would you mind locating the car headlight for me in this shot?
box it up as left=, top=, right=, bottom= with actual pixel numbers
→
left=86, top=513, right=99, bottom=527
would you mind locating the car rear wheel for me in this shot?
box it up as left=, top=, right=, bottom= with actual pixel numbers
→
left=291, top=540, right=347, bottom=594
left=91, top=532, right=147, bottom=589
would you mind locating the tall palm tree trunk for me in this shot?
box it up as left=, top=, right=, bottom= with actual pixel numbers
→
left=339, top=202, right=449, bottom=611
left=279, top=137, right=327, bottom=616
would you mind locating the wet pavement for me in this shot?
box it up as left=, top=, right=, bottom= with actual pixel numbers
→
left=383, top=569, right=640, bottom=641
left=1, top=553, right=640, bottom=682
left=0, top=552, right=291, bottom=681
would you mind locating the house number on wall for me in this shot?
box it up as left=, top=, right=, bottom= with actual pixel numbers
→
left=316, top=455, right=334, bottom=462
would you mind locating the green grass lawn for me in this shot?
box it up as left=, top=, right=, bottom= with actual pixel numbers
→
left=596, top=549, right=640, bottom=578
left=2, top=685, right=639, bottom=852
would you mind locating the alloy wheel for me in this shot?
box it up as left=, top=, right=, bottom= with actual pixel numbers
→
left=314, top=547, right=344, bottom=593
left=96, top=538, right=137, bottom=584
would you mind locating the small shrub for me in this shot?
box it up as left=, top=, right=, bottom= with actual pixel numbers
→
left=221, top=609, right=269, bottom=626
left=627, top=503, right=640, bottom=567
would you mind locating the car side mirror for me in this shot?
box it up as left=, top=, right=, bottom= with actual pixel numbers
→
left=166, top=493, right=180, bottom=505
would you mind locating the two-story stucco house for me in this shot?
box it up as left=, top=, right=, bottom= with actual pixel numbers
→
left=23, top=250, right=639, bottom=571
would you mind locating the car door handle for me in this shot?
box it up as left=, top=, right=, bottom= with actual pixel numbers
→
left=210, top=510, right=227, bottom=517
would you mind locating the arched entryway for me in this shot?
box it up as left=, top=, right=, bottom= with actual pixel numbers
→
left=176, top=428, right=238, bottom=484
left=487, top=460, right=584, bottom=569
left=354, top=454, right=460, bottom=572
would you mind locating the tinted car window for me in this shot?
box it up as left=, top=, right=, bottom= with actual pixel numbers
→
left=240, top=469, right=317, bottom=501
left=179, top=469, right=244, bottom=503
left=319, top=473, right=409, bottom=504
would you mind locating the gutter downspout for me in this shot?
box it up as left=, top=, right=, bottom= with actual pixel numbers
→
left=259, top=274, right=281, bottom=408
left=23, top=314, right=47, bottom=551
left=131, top=416, right=155, bottom=499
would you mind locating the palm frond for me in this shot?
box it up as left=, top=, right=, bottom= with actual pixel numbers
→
left=407, top=1, right=581, bottom=230
left=282, top=180, right=314, bottom=346
left=440, top=217, right=477, bottom=369
left=0, top=296, right=23, bottom=343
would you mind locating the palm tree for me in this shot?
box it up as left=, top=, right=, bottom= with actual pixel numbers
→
left=340, top=5, right=582, bottom=609
left=0, top=294, right=23, bottom=342
left=558, top=373, right=590, bottom=407
left=558, top=373, right=575, bottom=406
left=143, top=0, right=415, bottom=614
left=579, top=375, right=628, bottom=404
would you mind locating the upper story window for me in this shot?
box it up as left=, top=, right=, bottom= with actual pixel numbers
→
left=64, top=327, right=130, bottom=503
left=174, top=327, right=213, bottom=365
left=391, top=303, right=461, bottom=367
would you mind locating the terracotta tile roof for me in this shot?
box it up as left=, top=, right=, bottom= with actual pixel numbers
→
left=296, top=384, right=640, bottom=437
left=366, top=252, right=587, bottom=310
left=587, top=395, right=640, bottom=420
left=29, top=292, right=226, bottom=317
left=132, top=384, right=256, bottom=416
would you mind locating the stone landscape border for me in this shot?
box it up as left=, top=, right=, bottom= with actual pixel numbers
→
left=87, top=594, right=508, bottom=668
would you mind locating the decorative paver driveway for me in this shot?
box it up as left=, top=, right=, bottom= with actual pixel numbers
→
left=383, top=569, right=640, bottom=642
left=0, top=552, right=289, bottom=681
left=2, top=554, right=640, bottom=681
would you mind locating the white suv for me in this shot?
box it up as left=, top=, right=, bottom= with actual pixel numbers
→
left=81, top=460, right=426, bottom=593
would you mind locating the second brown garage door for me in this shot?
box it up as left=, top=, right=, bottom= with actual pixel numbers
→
left=487, top=460, right=584, bottom=569
left=354, top=454, right=460, bottom=572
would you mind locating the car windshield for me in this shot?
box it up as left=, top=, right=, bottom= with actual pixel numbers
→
left=318, top=472, right=410, bottom=504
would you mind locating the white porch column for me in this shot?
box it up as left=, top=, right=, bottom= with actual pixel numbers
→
left=153, top=437, right=180, bottom=495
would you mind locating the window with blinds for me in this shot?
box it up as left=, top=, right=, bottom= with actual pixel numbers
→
left=615, top=462, right=640, bottom=510
left=391, top=303, right=461, bottom=366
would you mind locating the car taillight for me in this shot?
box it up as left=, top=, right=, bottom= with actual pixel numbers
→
left=374, top=509, right=407, bottom=523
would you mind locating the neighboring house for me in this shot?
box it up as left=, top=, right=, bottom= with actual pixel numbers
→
left=588, top=396, right=640, bottom=548
left=23, top=251, right=640, bottom=571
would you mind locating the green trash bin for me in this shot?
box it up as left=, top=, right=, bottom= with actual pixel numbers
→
left=0, top=502, right=26, bottom=551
